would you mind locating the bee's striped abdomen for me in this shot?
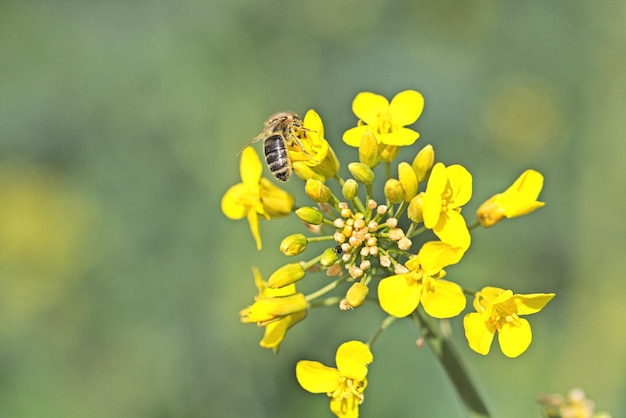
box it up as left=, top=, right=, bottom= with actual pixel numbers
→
left=264, top=134, right=291, bottom=182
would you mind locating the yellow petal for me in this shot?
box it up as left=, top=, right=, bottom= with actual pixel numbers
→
left=336, top=341, right=373, bottom=381
left=420, top=279, right=466, bottom=318
left=246, top=209, right=262, bottom=250
left=415, top=241, right=465, bottom=275
left=352, top=92, right=389, bottom=126
left=303, top=109, right=324, bottom=139
left=240, top=146, right=263, bottom=186
left=463, top=312, right=495, bottom=355
left=296, top=361, right=339, bottom=393
left=260, top=311, right=306, bottom=352
left=378, top=274, right=422, bottom=318
left=343, top=125, right=374, bottom=147
left=422, top=163, right=447, bottom=228
left=220, top=184, right=248, bottom=219
left=446, top=164, right=472, bottom=208
left=330, top=395, right=361, bottom=418
left=434, top=210, right=471, bottom=249
left=498, top=318, right=532, bottom=358
left=259, top=178, right=294, bottom=217
left=389, top=90, right=424, bottom=126
left=380, top=127, right=420, bottom=146
left=512, top=293, right=555, bottom=315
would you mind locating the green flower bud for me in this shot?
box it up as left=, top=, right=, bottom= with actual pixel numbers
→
left=320, top=247, right=339, bottom=267
left=408, top=192, right=424, bottom=223
left=358, top=130, right=380, bottom=168
left=398, top=162, right=418, bottom=202
left=280, top=234, right=308, bottom=256
left=342, top=179, right=359, bottom=201
left=295, top=207, right=324, bottom=225
left=412, top=144, right=435, bottom=182
left=293, top=161, right=326, bottom=182
left=305, top=179, right=331, bottom=203
left=384, top=178, right=404, bottom=204
left=268, top=263, right=305, bottom=288
left=348, top=162, right=375, bottom=186
left=346, top=282, right=369, bottom=308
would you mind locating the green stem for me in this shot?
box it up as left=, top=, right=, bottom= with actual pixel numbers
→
left=368, top=315, right=397, bottom=347
left=304, top=276, right=348, bottom=302
left=411, top=308, right=491, bottom=418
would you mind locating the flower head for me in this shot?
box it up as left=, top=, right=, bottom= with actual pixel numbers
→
left=239, top=267, right=306, bottom=353
left=378, top=241, right=466, bottom=318
left=221, top=147, right=294, bottom=249
left=463, top=286, right=554, bottom=358
left=296, top=340, right=373, bottom=418
left=343, top=90, right=424, bottom=148
left=477, top=169, right=545, bottom=228
left=421, top=162, right=472, bottom=249
left=292, top=109, right=340, bottom=180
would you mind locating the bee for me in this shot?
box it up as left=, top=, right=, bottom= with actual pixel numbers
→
left=241, top=111, right=306, bottom=182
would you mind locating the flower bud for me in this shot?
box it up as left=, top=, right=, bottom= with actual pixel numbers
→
left=359, top=130, right=380, bottom=168
left=342, top=179, right=359, bottom=200
left=384, top=178, right=404, bottom=204
left=398, top=162, right=418, bottom=201
left=345, top=283, right=369, bottom=308
left=280, top=234, right=308, bottom=256
left=305, top=179, right=331, bottom=203
left=408, top=193, right=424, bottom=223
left=348, top=162, right=375, bottom=185
left=293, top=161, right=326, bottom=182
left=380, top=144, right=399, bottom=162
left=268, top=263, right=306, bottom=288
left=412, top=144, right=435, bottom=182
left=320, top=247, right=339, bottom=267
left=239, top=293, right=307, bottom=324
left=476, top=196, right=506, bottom=228
left=295, top=207, right=324, bottom=225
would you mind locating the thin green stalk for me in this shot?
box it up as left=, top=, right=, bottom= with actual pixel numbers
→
left=411, top=308, right=491, bottom=418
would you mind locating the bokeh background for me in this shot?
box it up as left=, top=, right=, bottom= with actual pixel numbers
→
left=1, top=1, right=625, bottom=417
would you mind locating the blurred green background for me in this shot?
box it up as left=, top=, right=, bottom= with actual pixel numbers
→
left=1, top=1, right=625, bottom=417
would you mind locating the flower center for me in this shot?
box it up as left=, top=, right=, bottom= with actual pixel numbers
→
left=376, top=111, right=393, bottom=134
left=329, top=376, right=366, bottom=413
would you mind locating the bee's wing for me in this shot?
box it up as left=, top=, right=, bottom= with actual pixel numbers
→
left=237, top=130, right=268, bottom=156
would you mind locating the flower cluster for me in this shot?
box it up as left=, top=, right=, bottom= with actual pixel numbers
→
left=222, top=90, right=554, bottom=417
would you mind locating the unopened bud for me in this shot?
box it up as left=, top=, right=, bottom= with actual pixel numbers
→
left=268, top=263, right=306, bottom=288
left=293, top=161, right=326, bottom=182
left=380, top=144, right=399, bottom=162
left=345, top=283, right=369, bottom=308
left=295, top=207, right=324, bottom=225
left=342, top=179, right=359, bottom=200
left=348, top=162, right=375, bottom=186
left=384, top=179, right=404, bottom=204
left=408, top=193, right=424, bottom=223
left=412, top=144, right=435, bottom=182
left=280, top=234, right=308, bottom=256
left=476, top=197, right=506, bottom=228
left=398, top=162, right=418, bottom=201
left=305, top=179, right=331, bottom=203
left=359, top=130, right=380, bottom=168
left=320, top=247, right=339, bottom=267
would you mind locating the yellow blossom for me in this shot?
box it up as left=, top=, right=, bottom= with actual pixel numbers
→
left=221, top=147, right=294, bottom=250
left=463, top=286, right=554, bottom=358
left=343, top=90, right=424, bottom=148
left=296, top=341, right=373, bottom=418
left=378, top=241, right=466, bottom=318
left=477, top=169, right=545, bottom=228
left=291, top=109, right=340, bottom=180
left=421, top=162, right=472, bottom=249
left=239, top=267, right=307, bottom=353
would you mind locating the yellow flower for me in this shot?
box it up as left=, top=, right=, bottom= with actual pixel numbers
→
left=378, top=241, right=466, bottom=318
left=463, top=286, right=554, bottom=358
left=343, top=90, right=424, bottom=147
left=476, top=169, right=545, bottom=228
left=296, top=341, right=373, bottom=418
left=221, top=147, right=294, bottom=250
left=421, top=162, right=472, bottom=249
left=239, top=267, right=307, bottom=353
left=291, top=109, right=340, bottom=180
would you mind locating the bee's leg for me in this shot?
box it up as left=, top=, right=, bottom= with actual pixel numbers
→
left=288, top=133, right=320, bottom=164
left=237, top=132, right=266, bottom=156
